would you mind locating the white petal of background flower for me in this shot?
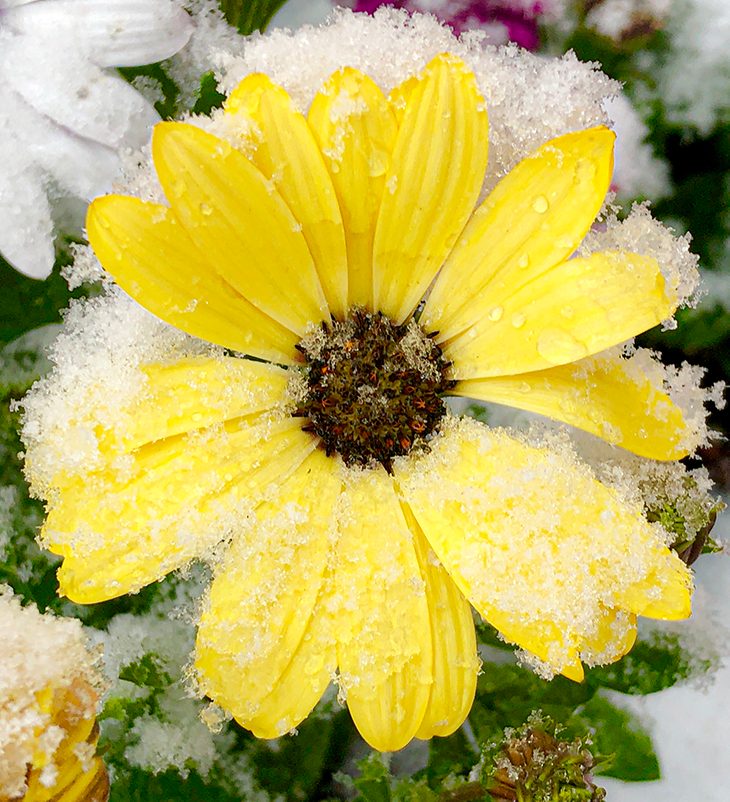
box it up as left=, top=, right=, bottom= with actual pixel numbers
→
left=0, top=151, right=55, bottom=281
left=3, top=0, right=193, bottom=67
left=2, top=35, right=159, bottom=149
left=0, top=0, right=192, bottom=279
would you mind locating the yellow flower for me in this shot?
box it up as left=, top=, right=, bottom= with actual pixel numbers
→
left=0, top=592, right=108, bottom=802
left=36, top=54, right=695, bottom=752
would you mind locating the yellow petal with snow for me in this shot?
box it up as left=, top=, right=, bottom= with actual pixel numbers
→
left=225, top=74, right=348, bottom=317
left=106, top=356, right=290, bottom=454
left=372, top=54, right=488, bottom=323
left=195, top=449, right=340, bottom=737
left=402, top=506, right=479, bottom=739
left=152, top=121, right=328, bottom=334
left=87, top=196, right=299, bottom=363
left=422, top=126, right=615, bottom=339
left=395, top=418, right=692, bottom=677
left=387, top=75, right=418, bottom=125
left=614, top=564, right=692, bottom=621
left=580, top=607, right=637, bottom=667
left=446, top=251, right=676, bottom=379
left=335, top=468, right=431, bottom=751
left=308, top=67, right=398, bottom=309
left=484, top=608, right=584, bottom=682
left=45, top=417, right=315, bottom=603
left=454, top=352, right=690, bottom=460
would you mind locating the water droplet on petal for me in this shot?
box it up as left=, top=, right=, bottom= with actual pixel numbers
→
left=369, top=150, right=388, bottom=177
left=518, top=253, right=530, bottom=269
left=199, top=202, right=213, bottom=216
left=488, top=306, right=504, bottom=322
left=532, top=195, right=549, bottom=214
left=537, top=328, right=588, bottom=364
left=511, top=313, right=526, bottom=328
left=575, top=158, right=597, bottom=183
left=518, top=381, right=531, bottom=394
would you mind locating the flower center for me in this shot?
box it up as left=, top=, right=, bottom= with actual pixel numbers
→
left=294, top=308, right=455, bottom=471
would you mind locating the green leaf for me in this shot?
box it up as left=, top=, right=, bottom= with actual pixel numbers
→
left=0, top=254, right=82, bottom=346
left=108, top=766, right=242, bottom=802
left=569, top=695, right=660, bottom=782
left=119, top=654, right=173, bottom=690
left=426, top=727, right=477, bottom=789
left=118, top=64, right=180, bottom=119
left=218, top=0, right=289, bottom=35
left=353, top=753, right=392, bottom=802
left=251, top=709, right=350, bottom=801
left=468, top=663, right=595, bottom=748
left=193, top=72, right=227, bottom=116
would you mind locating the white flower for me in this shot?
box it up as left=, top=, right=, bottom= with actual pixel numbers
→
left=0, top=0, right=192, bottom=279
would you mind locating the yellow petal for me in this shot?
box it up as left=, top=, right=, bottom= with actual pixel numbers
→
left=335, top=468, right=431, bottom=751
left=446, top=251, right=676, bottom=379
left=152, top=121, right=329, bottom=335
left=225, top=75, right=348, bottom=318
left=395, top=418, right=692, bottom=677
left=46, top=417, right=315, bottom=603
left=245, top=573, right=337, bottom=739
left=195, top=449, right=340, bottom=737
left=372, top=54, right=489, bottom=323
left=109, top=355, right=290, bottom=453
left=422, top=126, right=615, bottom=339
left=402, top=506, right=479, bottom=739
left=387, top=74, right=418, bottom=125
left=87, top=195, right=299, bottom=363
left=308, top=67, right=398, bottom=309
left=454, top=352, right=690, bottom=460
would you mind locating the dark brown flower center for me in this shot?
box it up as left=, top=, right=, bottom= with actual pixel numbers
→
left=294, top=308, right=454, bottom=472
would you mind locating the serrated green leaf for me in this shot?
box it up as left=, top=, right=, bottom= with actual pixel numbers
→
left=108, top=766, right=242, bottom=802
left=219, top=0, right=289, bottom=35
left=119, top=654, right=173, bottom=690
left=193, top=72, right=227, bottom=116
left=352, top=753, right=393, bottom=802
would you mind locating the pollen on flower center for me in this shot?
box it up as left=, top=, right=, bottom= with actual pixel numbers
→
left=293, top=308, right=455, bottom=471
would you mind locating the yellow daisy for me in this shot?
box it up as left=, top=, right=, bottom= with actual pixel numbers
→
left=35, top=54, right=696, bottom=752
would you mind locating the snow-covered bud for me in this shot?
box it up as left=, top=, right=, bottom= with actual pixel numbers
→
left=482, top=714, right=606, bottom=802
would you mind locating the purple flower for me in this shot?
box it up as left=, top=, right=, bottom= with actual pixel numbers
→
left=347, top=1, right=547, bottom=50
